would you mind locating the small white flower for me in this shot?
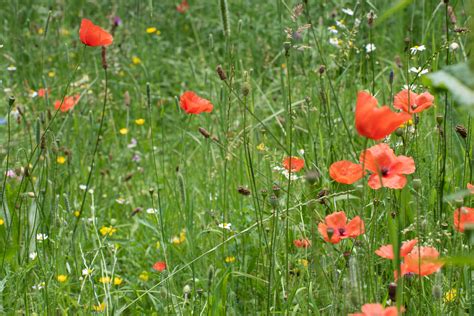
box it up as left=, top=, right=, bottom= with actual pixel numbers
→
left=36, top=233, right=48, bottom=241
left=31, top=91, right=38, bottom=98
left=79, top=184, right=87, bottom=190
left=327, top=26, right=338, bottom=34
left=365, top=43, right=376, bottom=53
left=449, top=42, right=459, bottom=51
left=354, top=18, right=361, bottom=27
left=7, top=65, right=16, bottom=72
left=29, top=252, right=37, bottom=260
left=282, top=170, right=299, bottom=181
left=335, top=19, right=346, bottom=28
left=146, top=208, right=158, bottom=214
left=298, top=149, right=305, bottom=156
left=218, top=223, right=232, bottom=230
left=409, top=67, right=429, bottom=75
left=329, top=37, right=341, bottom=48
left=403, top=84, right=418, bottom=90
left=82, top=268, right=93, bottom=276
left=341, top=8, right=354, bottom=16
left=115, top=198, right=126, bottom=204
left=410, top=45, right=426, bottom=55
left=32, top=282, right=45, bottom=290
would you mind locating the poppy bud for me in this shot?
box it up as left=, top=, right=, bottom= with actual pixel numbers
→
left=8, top=95, right=15, bottom=107
left=436, top=115, right=444, bottom=125
left=260, top=189, right=268, bottom=199
left=388, top=282, right=397, bottom=301
left=149, top=187, right=155, bottom=195
left=124, top=91, right=130, bottom=107
left=317, top=189, right=329, bottom=205
left=318, top=65, right=326, bottom=75
left=241, top=82, right=250, bottom=97
left=454, top=198, right=464, bottom=208
left=304, top=169, right=320, bottom=185
left=284, top=42, right=291, bottom=56
left=216, top=65, right=227, bottom=81
left=389, top=70, right=394, bottom=84
left=455, top=125, right=468, bottom=138
left=432, top=285, right=442, bottom=300
left=395, top=55, right=402, bottom=68
left=237, top=186, right=251, bottom=196
left=412, top=178, right=422, bottom=190
left=198, top=127, right=211, bottom=138
left=101, top=47, right=108, bottom=70
left=395, top=128, right=404, bottom=137
left=269, top=194, right=279, bottom=208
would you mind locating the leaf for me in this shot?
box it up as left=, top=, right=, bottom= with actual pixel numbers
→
left=423, top=62, right=474, bottom=114
left=375, top=0, right=415, bottom=26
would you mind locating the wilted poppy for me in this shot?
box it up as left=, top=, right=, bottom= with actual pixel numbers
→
left=317, top=211, right=364, bottom=244
left=283, top=157, right=305, bottom=172
left=54, top=95, right=80, bottom=112
left=329, top=160, right=365, bottom=184
left=375, top=239, right=418, bottom=260
left=293, top=238, right=311, bottom=248
left=177, top=0, right=190, bottom=13
left=355, top=91, right=411, bottom=140
left=79, top=18, right=113, bottom=47
left=152, top=261, right=167, bottom=272
left=394, top=89, right=434, bottom=114
left=179, top=91, right=213, bottom=114
left=453, top=207, right=474, bottom=232
left=360, top=143, right=415, bottom=189
left=349, top=303, right=402, bottom=316
left=404, top=246, right=443, bottom=276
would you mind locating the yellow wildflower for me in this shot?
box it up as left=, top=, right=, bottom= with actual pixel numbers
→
left=225, top=256, right=236, bottom=263
left=119, top=128, right=129, bottom=135
left=156, top=30, right=161, bottom=36
left=132, top=56, right=141, bottom=65
left=57, top=275, right=67, bottom=283
left=99, top=276, right=111, bottom=284
left=281, top=63, right=286, bottom=69
left=156, top=241, right=161, bottom=249
left=99, top=226, right=117, bottom=237
left=48, top=71, right=55, bottom=78
left=92, top=302, right=106, bottom=312
left=444, top=288, right=457, bottom=303
left=37, top=28, right=44, bottom=35
left=256, top=143, right=266, bottom=151
left=113, top=277, right=123, bottom=285
left=74, top=211, right=81, bottom=217
left=146, top=27, right=157, bottom=34
left=297, top=259, right=309, bottom=268
left=56, top=156, right=66, bottom=164
left=139, top=271, right=149, bottom=281
left=0, top=218, right=4, bottom=225
left=135, top=118, right=145, bottom=126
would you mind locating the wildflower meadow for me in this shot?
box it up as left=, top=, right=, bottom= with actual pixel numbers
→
left=1, top=0, right=474, bottom=314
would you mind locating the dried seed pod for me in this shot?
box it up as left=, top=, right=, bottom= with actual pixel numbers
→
left=198, top=127, right=211, bottom=138
left=216, top=65, right=227, bottom=80
left=237, top=186, right=251, bottom=196
left=455, top=124, right=468, bottom=138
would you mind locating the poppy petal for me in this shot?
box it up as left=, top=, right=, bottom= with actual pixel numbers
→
left=375, top=244, right=394, bottom=259
left=329, top=160, right=365, bottom=184
left=391, top=156, right=416, bottom=175
left=80, top=18, right=113, bottom=47
left=360, top=143, right=397, bottom=174
left=346, top=216, right=365, bottom=238
left=400, top=239, right=418, bottom=257
left=368, top=173, right=407, bottom=190
left=325, top=211, right=347, bottom=228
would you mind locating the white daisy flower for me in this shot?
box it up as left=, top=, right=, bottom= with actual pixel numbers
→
left=342, top=8, right=354, bottom=16
left=365, top=43, right=376, bottom=53
left=7, top=65, right=16, bottom=72
left=327, top=25, right=338, bottom=34
left=146, top=208, right=158, bottom=214
left=329, top=37, right=341, bottom=48
left=36, top=233, right=48, bottom=241
left=218, top=223, right=232, bottom=230
left=29, top=252, right=38, bottom=260
left=409, top=67, right=428, bottom=75
left=410, top=45, right=426, bottom=55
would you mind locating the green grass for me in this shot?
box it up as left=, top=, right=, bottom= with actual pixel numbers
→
left=0, top=0, right=473, bottom=314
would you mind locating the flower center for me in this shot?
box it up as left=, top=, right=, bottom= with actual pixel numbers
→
left=338, top=228, right=346, bottom=236
left=381, top=167, right=389, bottom=176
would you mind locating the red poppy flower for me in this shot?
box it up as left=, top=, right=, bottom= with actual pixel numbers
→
left=54, top=95, right=80, bottom=112
left=79, top=18, right=113, bottom=47
left=176, top=0, right=190, bottom=13
left=38, top=88, right=49, bottom=98
left=453, top=207, right=474, bottom=232
left=329, top=160, right=365, bottom=184
left=152, top=261, right=167, bottom=272
left=468, top=183, right=474, bottom=194
left=179, top=91, right=213, bottom=114
left=283, top=157, right=305, bottom=172
left=394, top=89, right=434, bottom=114
left=375, top=239, right=418, bottom=260
left=404, top=246, right=443, bottom=276
left=359, top=143, right=415, bottom=189
left=355, top=91, right=412, bottom=140
left=293, top=238, right=311, bottom=248
left=317, top=211, right=364, bottom=244
left=349, top=303, right=402, bottom=316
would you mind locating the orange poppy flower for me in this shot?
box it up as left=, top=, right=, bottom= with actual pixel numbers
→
left=179, top=91, right=213, bottom=114
left=79, top=18, right=113, bottom=47
left=453, top=207, right=474, bottom=232
left=317, top=211, right=364, bottom=244
left=152, top=261, right=167, bottom=272
left=394, top=89, right=434, bottom=114
left=360, top=143, right=415, bottom=189
left=375, top=239, right=418, bottom=260
left=355, top=91, right=411, bottom=140
left=54, top=95, right=80, bottom=112
left=293, top=238, right=311, bottom=248
left=38, top=88, right=49, bottom=97
left=329, top=160, right=365, bottom=184
left=404, top=246, right=443, bottom=276
left=349, top=303, right=402, bottom=316
left=468, top=183, right=474, bottom=194
left=176, top=0, right=190, bottom=13
left=283, top=157, right=305, bottom=172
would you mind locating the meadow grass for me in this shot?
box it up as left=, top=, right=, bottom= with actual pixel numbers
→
left=0, top=0, right=473, bottom=314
